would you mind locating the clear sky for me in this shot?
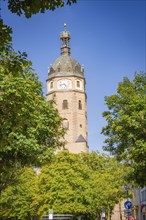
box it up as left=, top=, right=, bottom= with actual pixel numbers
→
left=1, top=0, right=146, bottom=152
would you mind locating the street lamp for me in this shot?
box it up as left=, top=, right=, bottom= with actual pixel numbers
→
left=122, top=185, right=131, bottom=200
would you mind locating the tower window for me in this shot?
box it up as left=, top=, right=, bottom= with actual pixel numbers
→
left=62, top=38, right=68, bottom=47
left=77, top=80, right=80, bottom=87
left=62, top=118, right=69, bottom=129
left=50, top=81, right=53, bottom=89
left=62, top=100, right=68, bottom=109
left=78, top=100, right=82, bottom=110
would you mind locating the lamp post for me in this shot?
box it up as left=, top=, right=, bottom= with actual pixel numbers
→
left=123, top=185, right=131, bottom=201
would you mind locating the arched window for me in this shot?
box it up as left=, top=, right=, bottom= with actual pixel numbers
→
left=62, top=118, right=69, bottom=129
left=77, top=80, right=80, bottom=88
left=62, top=100, right=68, bottom=109
left=78, top=100, right=82, bottom=110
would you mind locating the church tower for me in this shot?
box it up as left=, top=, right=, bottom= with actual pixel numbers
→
left=46, top=25, right=88, bottom=153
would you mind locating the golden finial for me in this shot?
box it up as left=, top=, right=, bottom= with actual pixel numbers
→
left=64, top=23, right=67, bottom=31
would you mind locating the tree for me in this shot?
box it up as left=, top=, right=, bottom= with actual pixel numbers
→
left=0, top=44, right=65, bottom=190
left=81, top=152, right=128, bottom=219
left=37, top=151, right=127, bottom=219
left=0, top=0, right=75, bottom=190
left=38, top=151, right=92, bottom=218
left=0, top=19, right=12, bottom=52
left=101, top=72, right=146, bottom=186
left=0, top=167, right=39, bottom=220
left=5, top=0, right=77, bottom=18
left=0, top=151, right=127, bottom=219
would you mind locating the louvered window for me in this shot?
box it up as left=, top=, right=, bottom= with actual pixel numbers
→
left=62, top=100, right=68, bottom=109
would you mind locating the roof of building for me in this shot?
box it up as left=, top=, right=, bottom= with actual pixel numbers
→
left=48, top=55, right=84, bottom=79
left=47, top=27, right=84, bottom=80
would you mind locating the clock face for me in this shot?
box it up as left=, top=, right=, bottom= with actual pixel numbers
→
left=58, top=79, right=72, bottom=89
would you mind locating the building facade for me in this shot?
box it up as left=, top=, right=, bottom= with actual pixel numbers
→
left=46, top=26, right=88, bottom=153
left=139, top=187, right=146, bottom=220
left=110, top=187, right=146, bottom=220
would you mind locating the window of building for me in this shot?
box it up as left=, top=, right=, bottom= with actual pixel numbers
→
left=62, top=100, right=68, bottom=109
left=50, top=81, right=53, bottom=89
left=141, top=190, right=146, bottom=201
left=77, top=80, right=80, bottom=88
left=63, top=38, right=68, bottom=47
left=62, top=118, right=69, bottom=129
left=78, top=100, right=82, bottom=110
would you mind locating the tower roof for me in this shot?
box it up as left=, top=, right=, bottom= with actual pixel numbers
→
left=48, top=55, right=84, bottom=79
left=47, top=24, right=84, bottom=80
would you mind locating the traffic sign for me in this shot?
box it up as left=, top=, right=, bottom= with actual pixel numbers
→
left=124, top=201, right=133, bottom=209
left=124, top=209, right=132, bottom=216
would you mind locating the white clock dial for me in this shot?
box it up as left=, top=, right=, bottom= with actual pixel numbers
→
left=58, top=79, right=72, bottom=89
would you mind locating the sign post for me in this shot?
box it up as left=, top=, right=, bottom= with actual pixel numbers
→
left=124, top=200, right=134, bottom=219
left=124, top=209, right=132, bottom=216
left=49, top=209, right=53, bottom=220
left=124, top=201, right=133, bottom=209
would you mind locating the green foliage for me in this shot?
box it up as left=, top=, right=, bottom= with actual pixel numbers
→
left=38, top=151, right=91, bottom=217
left=0, top=46, right=65, bottom=190
left=0, top=167, right=39, bottom=220
left=0, top=152, right=127, bottom=219
left=7, top=0, right=77, bottom=18
left=101, top=72, right=146, bottom=186
left=0, top=0, right=76, bottom=192
left=81, top=152, right=128, bottom=218
left=0, top=19, right=12, bottom=52
left=37, top=151, right=126, bottom=219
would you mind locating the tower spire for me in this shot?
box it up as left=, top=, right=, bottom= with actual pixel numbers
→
left=60, top=23, right=70, bottom=55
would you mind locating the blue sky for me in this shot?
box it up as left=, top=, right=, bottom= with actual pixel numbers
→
left=2, top=0, right=146, bottom=152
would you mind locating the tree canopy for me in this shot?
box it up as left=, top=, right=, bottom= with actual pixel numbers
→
left=101, top=72, right=146, bottom=186
left=37, top=151, right=127, bottom=219
left=0, top=167, right=39, bottom=220
left=0, top=0, right=76, bottom=191
left=0, top=19, right=12, bottom=52
left=5, top=0, right=77, bottom=18
left=0, top=36, right=65, bottom=190
left=0, top=151, right=127, bottom=220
